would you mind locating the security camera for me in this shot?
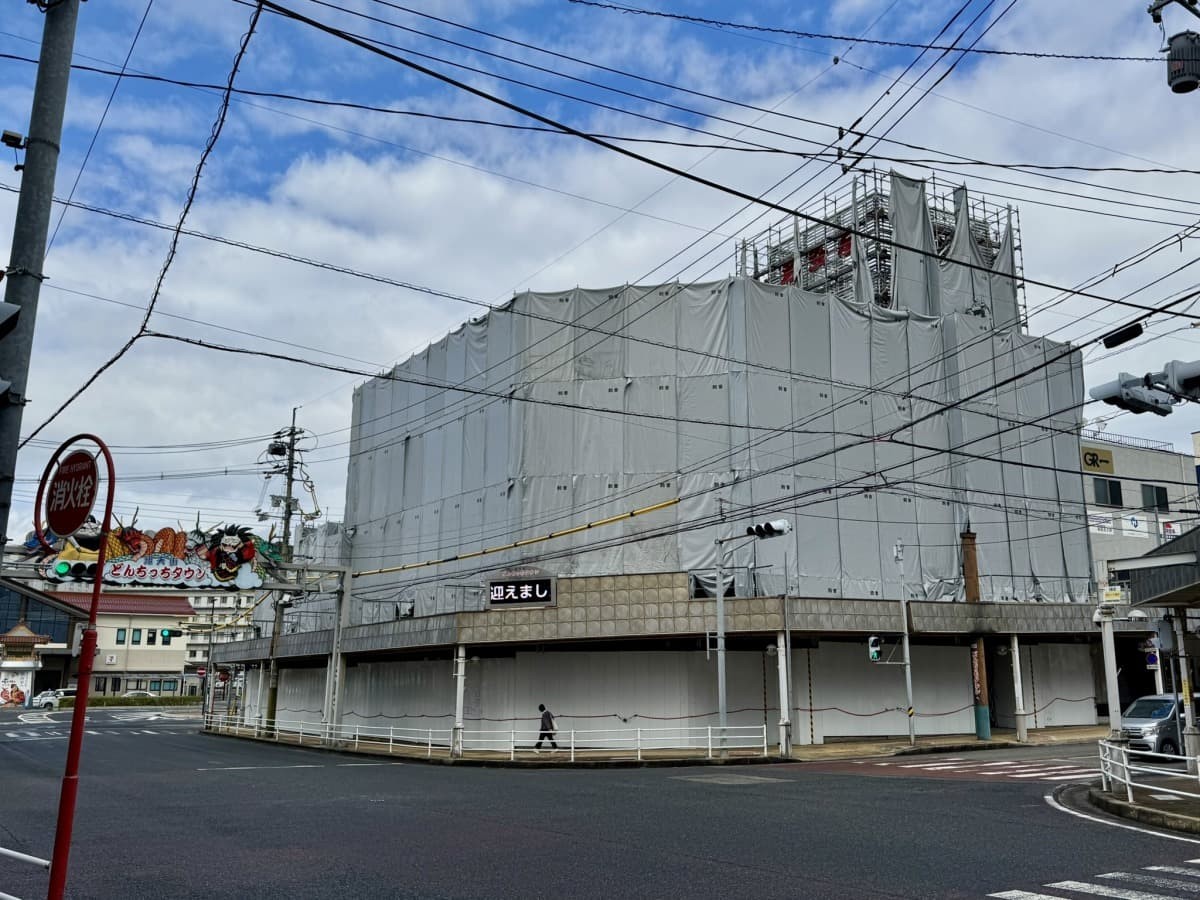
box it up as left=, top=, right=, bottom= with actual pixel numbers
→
left=1128, top=608, right=1149, bottom=621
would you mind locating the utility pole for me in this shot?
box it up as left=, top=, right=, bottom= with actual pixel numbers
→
left=264, top=408, right=299, bottom=731
left=0, top=0, right=81, bottom=551
left=961, top=529, right=991, bottom=740
left=894, top=541, right=916, bottom=747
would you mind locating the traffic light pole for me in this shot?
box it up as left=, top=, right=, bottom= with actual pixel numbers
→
left=0, top=0, right=80, bottom=549
left=712, top=521, right=792, bottom=757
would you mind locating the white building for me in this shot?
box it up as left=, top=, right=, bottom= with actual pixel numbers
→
left=221, top=172, right=1119, bottom=748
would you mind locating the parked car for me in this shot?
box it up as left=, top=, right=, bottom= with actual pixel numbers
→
left=1120, top=693, right=1200, bottom=756
left=120, top=690, right=156, bottom=699
left=31, top=688, right=77, bottom=710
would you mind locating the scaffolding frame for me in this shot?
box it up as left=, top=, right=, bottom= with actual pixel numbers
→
left=734, top=168, right=1025, bottom=322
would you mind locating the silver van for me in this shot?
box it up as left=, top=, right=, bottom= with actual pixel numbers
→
left=1120, top=693, right=1199, bottom=756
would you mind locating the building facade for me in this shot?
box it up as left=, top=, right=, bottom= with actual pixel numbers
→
left=210, top=172, right=1134, bottom=749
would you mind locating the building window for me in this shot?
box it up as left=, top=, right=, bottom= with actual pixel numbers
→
left=111, top=677, right=121, bottom=693
left=162, top=630, right=174, bottom=646
left=131, top=629, right=142, bottom=645
left=150, top=680, right=161, bottom=692
left=162, top=679, right=177, bottom=692
left=116, top=628, right=126, bottom=645
left=147, top=629, right=157, bottom=646
left=94, top=677, right=106, bottom=693
left=1142, top=484, right=1169, bottom=512
left=1094, top=477, right=1123, bottom=507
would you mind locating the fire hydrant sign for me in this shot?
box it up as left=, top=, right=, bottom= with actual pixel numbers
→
left=45, top=450, right=99, bottom=537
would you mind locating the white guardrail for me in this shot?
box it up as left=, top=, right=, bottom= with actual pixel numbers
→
left=203, top=714, right=770, bottom=761
left=1098, top=738, right=1200, bottom=802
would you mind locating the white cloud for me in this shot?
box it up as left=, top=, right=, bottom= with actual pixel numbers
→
left=4, top=0, right=1199, bottom=543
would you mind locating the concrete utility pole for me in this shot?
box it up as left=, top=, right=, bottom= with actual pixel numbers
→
left=893, top=541, right=916, bottom=747
left=264, top=408, right=300, bottom=731
left=961, top=530, right=991, bottom=740
left=0, top=0, right=81, bottom=550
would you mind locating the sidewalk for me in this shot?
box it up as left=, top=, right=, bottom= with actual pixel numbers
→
left=206, top=721, right=1111, bottom=767
left=787, top=724, right=1111, bottom=762
left=1089, top=767, right=1200, bottom=835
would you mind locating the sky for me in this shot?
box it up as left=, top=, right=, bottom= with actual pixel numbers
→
left=2, top=0, right=1199, bottom=544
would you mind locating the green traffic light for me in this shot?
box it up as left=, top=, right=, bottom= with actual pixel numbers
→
left=54, top=561, right=71, bottom=577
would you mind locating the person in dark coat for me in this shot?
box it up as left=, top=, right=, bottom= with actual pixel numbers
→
left=535, top=703, right=559, bottom=751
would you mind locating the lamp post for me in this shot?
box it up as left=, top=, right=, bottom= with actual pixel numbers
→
left=713, top=519, right=791, bottom=756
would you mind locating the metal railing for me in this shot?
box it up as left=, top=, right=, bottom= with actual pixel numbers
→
left=0, top=843, right=51, bottom=900
left=204, top=714, right=770, bottom=761
left=1098, top=739, right=1200, bottom=802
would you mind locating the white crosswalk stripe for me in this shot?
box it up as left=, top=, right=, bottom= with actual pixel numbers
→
left=1101, top=872, right=1200, bottom=893
left=989, top=862, right=1200, bottom=898
left=878, top=757, right=1100, bottom=782
left=0, top=724, right=200, bottom=743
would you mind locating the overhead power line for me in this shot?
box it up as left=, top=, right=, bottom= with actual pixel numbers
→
left=17, top=3, right=265, bottom=447
left=250, top=0, right=1200, bottom=324
left=563, top=0, right=1160, bottom=62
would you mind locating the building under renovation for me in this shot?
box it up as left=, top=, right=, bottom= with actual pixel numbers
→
left=220, top=171, right=1110, bottom=751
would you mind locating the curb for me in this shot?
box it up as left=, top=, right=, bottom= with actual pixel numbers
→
left=1088, top=787, right=1200, bottom=835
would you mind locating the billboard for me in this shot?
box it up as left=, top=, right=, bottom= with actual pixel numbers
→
left=25, top=518, right=281, bottom=590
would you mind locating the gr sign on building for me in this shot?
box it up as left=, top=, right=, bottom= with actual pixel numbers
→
left=1080, top=445, right=1115, bottom=475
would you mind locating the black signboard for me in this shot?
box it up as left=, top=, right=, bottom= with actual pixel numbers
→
left=487, top=576, right=556, bottom=608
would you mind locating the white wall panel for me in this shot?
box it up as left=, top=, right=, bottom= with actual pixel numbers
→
left=624, top=283, right=677, bottom=377
left=624, top=377, right=677, bottom=474
left=577, top=380, right=625, bottom=475
left=573, top=287, right=625, bottom=379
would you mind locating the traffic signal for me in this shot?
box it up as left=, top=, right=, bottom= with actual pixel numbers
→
left=50, top=560, right=96, bottom=581
left=160, top=629, right=183, bottom=638
left=746, top=519, right=793, bottom=538
left=0, top=298, right=18, bottom=405
left=1162, top=359, right=1200, bottom=401
left=868, top=636, right=882, bottom=662
left=1089, top=373, right=1174, bottom=416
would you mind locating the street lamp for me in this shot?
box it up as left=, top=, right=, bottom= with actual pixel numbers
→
left=713, top=520, right=791, bottom=755
left=1093, top=602, right=1149, bottom=738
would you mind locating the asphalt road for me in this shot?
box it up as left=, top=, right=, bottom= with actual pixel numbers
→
left=2, top=724, right=1199, bottom=900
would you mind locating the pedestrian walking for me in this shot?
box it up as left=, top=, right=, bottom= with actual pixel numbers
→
left=535, top=703, right=558, bottom=751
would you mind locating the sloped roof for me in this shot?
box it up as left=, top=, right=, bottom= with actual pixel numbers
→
left=47, top=592, right=194, bottom=617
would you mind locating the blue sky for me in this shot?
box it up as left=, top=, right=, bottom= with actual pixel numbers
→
left=1, top=0, right=1197, bottom=537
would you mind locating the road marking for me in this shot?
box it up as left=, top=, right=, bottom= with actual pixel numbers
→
left=1044, top=791, right=1200, bottom=844
left=196, top=764, right=323, bottom=772
left=989, top=892, right=1074, bottom=899
left=335, top=763, right=400, bottom=767
left=1101, top=871, right=1200, bottom=893
left=1048, top=878, right=1185, bottom=897
left=1148, top=866, right=1200, bottom=878
left=673, top=773, right=789, bottom=785
left=1150, top=794, right=1184, bottom=801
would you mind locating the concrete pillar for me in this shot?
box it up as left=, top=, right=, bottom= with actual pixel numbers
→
left=1010, top=634, right=1028, bottom=743
left=775, top=630, right=790, bottom=757
left=452, top=644, right=466, bottom=758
